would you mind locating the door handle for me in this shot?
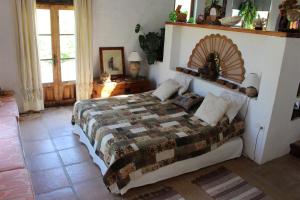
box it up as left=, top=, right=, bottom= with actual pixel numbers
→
left=53, top=54, right=57, bottom=66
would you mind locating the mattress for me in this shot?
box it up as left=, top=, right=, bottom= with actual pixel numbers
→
left=73, top=124, right=243, bottom=195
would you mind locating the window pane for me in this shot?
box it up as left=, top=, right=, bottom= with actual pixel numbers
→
left=60, top=35, right=75, bottom=59
left=37, top=36, right=52, bottom=59
left=36, top=9, right=51, bottom=34
left=40, top=60, right=54, bottom=83
left=59, top=10, right=75, bottom=34
left=61, top=59, right=76, bottom=81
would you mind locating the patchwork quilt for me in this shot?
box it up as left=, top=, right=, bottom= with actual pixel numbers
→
left=72, top=92, right=245, bottom=194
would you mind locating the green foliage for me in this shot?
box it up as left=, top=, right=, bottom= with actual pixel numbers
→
left=238, top=0, right=257, bottom=29
left=135, top=24, right=162, bottom=65
left=169, top=11, right=177, bottom=22
left=188, top=17, right=195, bottom=24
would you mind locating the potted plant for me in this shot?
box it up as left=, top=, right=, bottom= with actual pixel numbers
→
left=135, top=24, right=162, bottom=65
left=238, top=0, right=257, bottom=29
left=169, top=11, right=177, bottom=22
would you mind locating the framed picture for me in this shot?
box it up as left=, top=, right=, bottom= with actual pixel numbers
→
left=99, top=47, right=125, bottom=78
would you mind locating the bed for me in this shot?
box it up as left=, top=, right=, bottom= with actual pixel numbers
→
left=72, top=91, right=245, bottom=194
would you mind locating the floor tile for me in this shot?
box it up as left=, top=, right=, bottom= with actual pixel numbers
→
left=66, top=162, right=101, bottom=184
left=53, top=135, right=80, bottom=150
left=22, top=139, right=55, bottom=156
left=59, top=145, right=91, bottom=166
left=27, top=152, right=62, bottom=171
left=31, top=167, right=70, bottom=194
left=38, top=187, right=78, bottom=200
left=74, top=178, right=118, bottom=200
left=50, top=127, right=74, bottom=138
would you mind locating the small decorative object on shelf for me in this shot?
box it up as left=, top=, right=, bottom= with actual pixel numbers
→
left=242, top=73, right=260, bottom=98
left=175, top=5, right=187, bottom=23
left=219, top=16, right=242, bottom=26
left=128, top=51, right=143, bottom=78
left=198, top=52, right=220, bottom=81
left=204, top=0, right=226, bottom=25
left=254, top=15, right=267, bottom=30
left=196, top=15, right=205, bottom=24
left=278, top=0, right=300, bottom=32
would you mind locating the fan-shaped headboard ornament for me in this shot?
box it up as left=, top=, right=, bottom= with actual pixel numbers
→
left=188, top=34, right=245, bottom=83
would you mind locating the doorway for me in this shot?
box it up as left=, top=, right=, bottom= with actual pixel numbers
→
left=36, top=4, right=76, bottom=107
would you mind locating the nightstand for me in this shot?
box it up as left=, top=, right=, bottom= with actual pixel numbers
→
left=92, top=77, right=153, bottom=98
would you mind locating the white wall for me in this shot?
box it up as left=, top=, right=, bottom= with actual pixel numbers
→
left=92, top=0, right=174, bottom=77
left=0, top=0, right=22, bottom=109
left=149, top=24, right=295, bottom=164
left=261, top=38, right=300, bottom=163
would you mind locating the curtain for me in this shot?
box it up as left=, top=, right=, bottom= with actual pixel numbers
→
left=74, top=0, right=93, bottom=101
left=233, top=0, right=272, bottom=11
left=15, top=0, right=44, bottom=112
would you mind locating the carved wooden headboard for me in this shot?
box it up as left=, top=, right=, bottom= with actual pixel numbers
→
left=188, top=34, right=245, bottom=83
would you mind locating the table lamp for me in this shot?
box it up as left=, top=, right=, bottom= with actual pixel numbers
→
left=128, top=51, right=142, bottom=78
left=243, top=73, right=260, bottom=97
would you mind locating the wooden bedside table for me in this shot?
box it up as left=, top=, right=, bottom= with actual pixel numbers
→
left=92, top=77, right=153, bottom=98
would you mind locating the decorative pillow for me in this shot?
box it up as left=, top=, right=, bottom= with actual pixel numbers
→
left=173, top=93, right=204, bottom=111
left=194, top=93, right=230, bottom=126
left=174, top=72, right=193, bottom=95
left=152, top=79, right=181, bottom=101
left=221, top=91, right=247, bottom=123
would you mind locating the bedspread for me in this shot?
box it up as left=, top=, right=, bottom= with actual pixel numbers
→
left=72, top=92, right=244, bottom=193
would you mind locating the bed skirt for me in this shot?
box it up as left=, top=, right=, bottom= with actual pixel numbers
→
left=73, top=125, right=243, bottom=195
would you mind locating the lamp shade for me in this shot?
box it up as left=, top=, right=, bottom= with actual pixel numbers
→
left=243, top=73, right=260, bottom=90
left=128, top=51, right=142, bottom=62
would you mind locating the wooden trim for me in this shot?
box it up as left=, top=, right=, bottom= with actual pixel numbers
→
left=37, top=4, right=73, bottom=10
left=99, top=47, right=126, bottom=79
left=165, top=22, right=300, bottom=38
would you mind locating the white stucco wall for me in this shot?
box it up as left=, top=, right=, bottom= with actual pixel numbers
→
left=0, top=0, right=22, bottom=109
left=149, top=24, right=298, bottom=164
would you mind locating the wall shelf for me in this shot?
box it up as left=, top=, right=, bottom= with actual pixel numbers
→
left=165, top=22, right=300, bottom=38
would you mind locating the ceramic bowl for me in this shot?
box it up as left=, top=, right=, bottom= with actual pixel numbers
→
left=219, top=16, right=242, bottom=26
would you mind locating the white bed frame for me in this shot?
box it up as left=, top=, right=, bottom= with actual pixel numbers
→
left=73, top=125, right=243, bottom=195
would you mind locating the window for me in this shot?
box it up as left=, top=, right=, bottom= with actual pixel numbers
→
left=175, top=0, right=195, bottom=19
left=36, top=5, right=76, bottom=84
left=232, top=9, right=269, bottom=27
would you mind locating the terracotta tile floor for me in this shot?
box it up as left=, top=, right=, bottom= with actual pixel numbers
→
left=19, top=107, right=300, bottom=200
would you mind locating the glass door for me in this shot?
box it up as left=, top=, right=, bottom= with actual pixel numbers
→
left=36, top=4, right=76, bottom=107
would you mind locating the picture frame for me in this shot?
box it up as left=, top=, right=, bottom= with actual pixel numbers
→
left=99, top=47, right=125, bottom=79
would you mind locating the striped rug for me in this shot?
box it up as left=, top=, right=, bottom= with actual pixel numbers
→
left=125, top=186, right=185, bottom=200
left=192, top=167, right=272, bottom=200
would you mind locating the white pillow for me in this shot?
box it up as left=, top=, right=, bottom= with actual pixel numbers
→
left=174, top=72, right=193, bottom=95
left=194, top=93, right=230, bottom=126
left=153, top=79, right=181, bottom=101
left=221, top=91, right=247, bottom=123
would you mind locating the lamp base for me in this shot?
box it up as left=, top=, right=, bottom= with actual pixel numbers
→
left=129, top=62, right=141, bottom=78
